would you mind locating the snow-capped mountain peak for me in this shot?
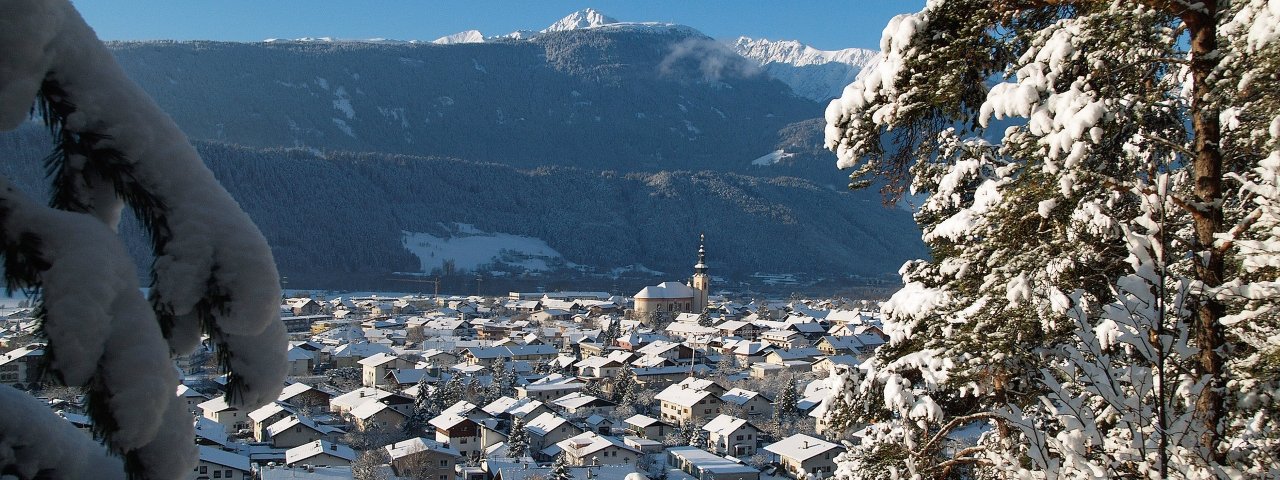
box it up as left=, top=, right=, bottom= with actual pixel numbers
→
left=542, top=8, right=620, bottom=32
left=433, top=30, right=485, bottom=45
left=729, top=36, right=879, bottom=101
left=731, top=36, right=876, bottom=68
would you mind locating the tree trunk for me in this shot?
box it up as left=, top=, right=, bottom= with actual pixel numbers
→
left=1184, top=4, right=1226, bottom=464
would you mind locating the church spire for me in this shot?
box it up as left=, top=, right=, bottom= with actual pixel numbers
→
left=694, top=233, right=707, bottom=275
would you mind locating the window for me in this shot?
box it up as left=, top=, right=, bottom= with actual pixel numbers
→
left=200, top=466, right=208, bottom=474
left=460, top=438, right=467, bottom=444
left=441, top=460, right=448, bottom=466
left=736, top=435, right=743, bottom=441
left=225, top=470, right=232, bottom=478
left=213, top=471, right=221, bottom=479
left=704, top=409, right=711, bottom=414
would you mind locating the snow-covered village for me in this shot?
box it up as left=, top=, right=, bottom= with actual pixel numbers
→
left=2, top=0, right=1280, bottom=479
left=1, top=235, right=893, bottom=480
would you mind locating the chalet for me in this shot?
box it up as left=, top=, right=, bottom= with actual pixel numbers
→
left=517, top=374, right=585, bottom=402
left=178, top=384, right=210, bottom=415
left=702, top=415, right=763, bottom=457
left=483, top=396, right=553, bottom=422
left=763, top=434, right=846, bottom=479
left=263, top=414, right=343, bottom=449
left=677, top=377, right=728, bottom=395
left=385, top=437, right=464, bottom=480
left=654, top=384, right=721, bottom=424
left=249, top=402, right=298, bottom=441
left=278, top=382, right=332, bottom=410
left=763, top=348, right=824, bottom=365
left=636, top=341, right=695, bottom=363
left=199, top=395, right=249, bottom=434
left=632, top=365, right=713, bottom=389
left=719, top=388, right=773, bottom=418
left=553, top=432, right=640, bottom=466
left=524, top=412, right=584, bottom=456
left=585, top=414, right=613, bottom=435
left=330, top=342, right=395, bottom=368
left=285, top=439, right=356, bottom=467
left=664, top=322, right=717, bottom=342
left=623, top=414, right=672, bottom=440
left=464, top=345, right=559, bottom=367
left=724, top=341, right=774, bottom=365
left=431, top=414, right=482, bottom=459
left=574, top=356, right=626, bottom=379
left=666, top=446, right=761, bottom=480
left=0, top=344, right=44, bottom=389
left=550, top=392, right=616, bottom=418
left=759, top=330, right=806, bottom=349
left=717, top=320, right=760, bottom=340
left=194, top=446, right=252, bottom=480
left=350, top=400, right=408, bottom=432
left=286, top=298, right=324, bottom=316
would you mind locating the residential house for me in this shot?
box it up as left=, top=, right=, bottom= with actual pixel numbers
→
left=719, top=388, right=772, bottom=418
left=550, top=392, right=616, bottom=419
left=0, top=344, right=44, bottom=389
left=623, top=414, right=672, bottom=440
left=654, top=384, right=720, bottom=424
left=350, top=400, right=408, bottom=432
left=263, top=414, right=343, bottom=449
left=384, top=437, right=463, bottom=480
left=701, top=415, right=762, bottom=457
left=524, top=412, right=583, bottom=456
left=763, top=434, right=846, bottom=479
left=553, top=432, right=640, bottom=466
left=517, top=374, right=585, bottom=402
left=199, top=395, right=249, bottom=434
left=666, top=446, right=761, bottom=480
left=193, top=446, right=252, bottom=480
left=178, top=384, right=210, bottom=415
left=430, top=414, right=482, bottom=460
left=360, top=352, right=412, bottom=388
left=285, top=439, right=356, bottom=467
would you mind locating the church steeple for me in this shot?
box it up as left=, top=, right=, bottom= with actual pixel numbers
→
left=694, top=233, right=708, bottom=275
left=691, top=233, right=710, bottom=313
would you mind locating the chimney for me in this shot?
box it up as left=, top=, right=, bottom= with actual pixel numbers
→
left=803, top=440, right=810, bottom=449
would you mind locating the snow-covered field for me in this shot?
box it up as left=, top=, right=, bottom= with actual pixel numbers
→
left=402, top=224, right=567, bottom=274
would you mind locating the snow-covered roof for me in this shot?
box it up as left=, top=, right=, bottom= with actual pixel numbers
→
left=555, top=432, right=637, bottom=457
left=330, top=387, right=395, bottom=411
left=524, top=412, right=572, bottom=436
left=763, top=434, right=842, bottom=461
left=357, top=352, right=401, bottom=367
left=279, top=382, right=320, bottom=402
left=720, top=388, right=764, bottom=406
left=666, top=446, right=759, bottom=474
left=634, top=281, right=696, bottom=300
left=199, top=445, right=251, bottom=471
left=285, top=439, right=356, bottom=464
left=702, top=414, right=753, bottom=435
left=624, top=414, right=665, bottom=428
left=266, top=414, right=342, bottom=438
left=484, top=397, right=546, bottom=418
left=384, top=437, right=461, bottom=460
left=249, top=402, right=294, bottom=423
left=552, top=392, right=609, bottom=410
left=198, top=395, right=237, bottom=413
left=429, top=413, right=475, bottom=430
left=350, top=400, right=405, bottom=421
left=654, top=385, right=714, bottom=408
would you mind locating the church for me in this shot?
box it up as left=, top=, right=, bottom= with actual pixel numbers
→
left=633, top=234, right=710, bottom=316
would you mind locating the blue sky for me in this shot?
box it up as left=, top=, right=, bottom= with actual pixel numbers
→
left=70, top=1, right=925, bottom=51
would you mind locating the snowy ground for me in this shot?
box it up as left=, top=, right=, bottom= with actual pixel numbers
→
left=402, top=223, right=568, bottom=274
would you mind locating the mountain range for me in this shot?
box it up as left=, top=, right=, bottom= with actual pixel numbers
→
left=1, top=9, right=919, bottom=294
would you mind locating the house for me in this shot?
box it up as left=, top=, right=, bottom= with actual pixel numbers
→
left=719, top=388, right=773, bottom=418
left=763, top=434, right=846, bottom=478
left=584, top=414, right=613, bottom=435
left=193, top=445, right=252, bottom=480
left=574, top=356, right=626, bottom=379
left=330, top=387, right=411, bottom=415
left=250, top=402, right=298, bottom=441
left=285, top=346, right=316, bottom=376
left=430, top=414, right=482, bottom=459
left=676, top=377, right=728, bottom=395
left=517, top=374, right=586, bottom=402
left=263, top=414, right=344, bottom=449
left=464, top=345, right=559, bottom=367
left=759, top=330, right=806, bottom=349
left=330, top=342, right=395, bottom=368
left=763, top=348, right=823, bottom=366
left=350, top=400, right=408, bottom=432
left=525, top=412, right=584, bottom=456
left=384, top=437, right=463, bottom=480
left=0, top=344, right=44, bottom=389
left=623, top=414, right=672, bottom=440
left=666, top=446, right=761, bottom=480
left=278, top=382, right=332, bottom=410
left=285, top=439, right=356, bottom=467
left=287, top=298, right=324, bottom=316
left=701, top=415, right=762, bottom=457
left=553, top=432, right=640, bottom=466
left=198, top=395, right=249, bottom=434
left=723, top=341, right=774, bottom=365
left=483, top=396, right=553, bottom=422
left=359, top=352, right=412, bottom=388
left=636, top=341, right=695, bottom=363
left=178, top=384, right=210, bottom=415
left=550, top=392, right=616, bottom=418
left=654, top=384, right=720, bottom=424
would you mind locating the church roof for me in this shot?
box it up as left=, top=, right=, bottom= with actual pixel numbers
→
left=634, top=281, right=696, bottom=300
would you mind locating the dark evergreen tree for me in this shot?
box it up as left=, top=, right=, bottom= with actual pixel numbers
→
left=507, top=417, right=529, bottom=459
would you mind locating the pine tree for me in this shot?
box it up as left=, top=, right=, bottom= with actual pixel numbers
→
left=549, top=452, right=573, bottom=480
left=507, top=417, right=529, bottom=459
left=402, top=375, right=437, bottom=436
left=0, top=1, right=285, bottom=477
left=775, top=374, right=799, bottom=420
left=822, top=0, right=1280, bottom=477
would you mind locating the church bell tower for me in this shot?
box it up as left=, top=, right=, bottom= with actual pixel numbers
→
left=691, top=233, right=710, bottom=313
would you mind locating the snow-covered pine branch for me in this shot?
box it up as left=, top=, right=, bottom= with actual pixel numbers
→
left=0, top=0, right=288, bottom=477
